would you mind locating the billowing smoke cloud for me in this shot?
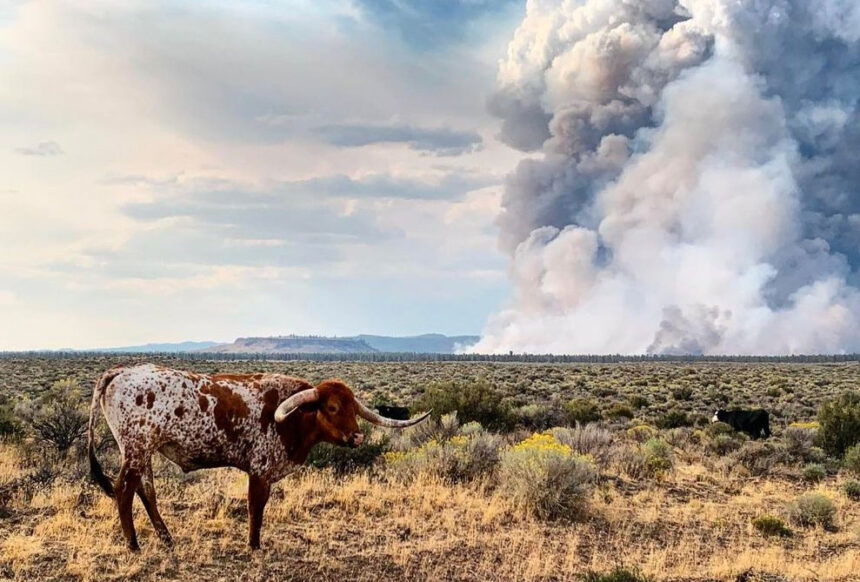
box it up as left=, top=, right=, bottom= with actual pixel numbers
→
left=474, top=0, right=860, bottom=355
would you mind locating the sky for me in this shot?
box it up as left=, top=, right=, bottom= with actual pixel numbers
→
left=0, top=0, right=525, bottom=350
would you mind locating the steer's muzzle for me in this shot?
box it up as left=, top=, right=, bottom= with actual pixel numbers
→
left=346, top=432, right=364, bottom=448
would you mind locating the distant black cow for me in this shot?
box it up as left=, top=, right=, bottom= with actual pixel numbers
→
left=375, top=405, right=410, bottom=421
left=712, top=409, right=771, bottom=439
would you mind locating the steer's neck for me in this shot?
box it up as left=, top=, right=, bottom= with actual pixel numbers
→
left=275, top=410, right=322, bottom=465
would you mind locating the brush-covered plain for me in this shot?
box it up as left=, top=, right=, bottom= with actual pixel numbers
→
left=0, top=356, right=859, bottom=581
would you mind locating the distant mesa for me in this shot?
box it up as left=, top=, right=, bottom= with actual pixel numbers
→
left=201, top=334, right=479, bottom=354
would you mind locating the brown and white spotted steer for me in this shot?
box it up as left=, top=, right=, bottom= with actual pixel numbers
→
left=87, top=364, right=428, bottom=550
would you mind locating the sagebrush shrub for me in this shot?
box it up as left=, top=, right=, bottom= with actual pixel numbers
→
left=731, top=441, right=781, bottom=476
left=671, top=386, right=693, bottom=401
left=752, top=514, right=792, bottom=538
left=843, top=444, right=860, bottom=477
left=612, top=443, right=648, bottom=479
left=801, top=463, right=827, bottom=483
left=628, top=395, right=648, bottom=409
left=564, top=398, right=602, bottom=425
left=385, top=428, right=502, bottom=482
left=705, top=432, right=746, bottom=455
left=0, top=402, right=21, bottom=439
left=550, top=424, right=613, bottom=464
left=703, top=421, right=735, bottom=438
left=605, top=403, right=634, bottom=420
left=843, top=480, right=860, bottom=501
left=641, top=438, right=673, bottom=476
left=390, top=412, right=461, bottom=451
left=625, top=423, right=658, bottom=443
left=498, top=432, right=597, bottom=520
left=15, top=378, right=88, bottom=457
left=817, top=392, right=860, bottom=457
left=787, top=492, right=836, bottom=529
left=657, top=410, right=691, bottom=429
left=512, top=404, right=565, bottom=430
left=413, top=381, right=514, bottom=430
left=782, top=425, right=822, bottom=464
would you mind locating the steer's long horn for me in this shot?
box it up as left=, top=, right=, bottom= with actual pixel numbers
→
left=274, top=388, right=320, bottom=423
left=356, top=400, right=431, bottom=428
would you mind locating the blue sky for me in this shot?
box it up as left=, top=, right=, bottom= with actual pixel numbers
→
left=0, top=0, right=525, bottom=349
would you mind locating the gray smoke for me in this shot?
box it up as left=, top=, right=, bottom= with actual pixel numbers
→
left=474, top=0, right=860, bottom=355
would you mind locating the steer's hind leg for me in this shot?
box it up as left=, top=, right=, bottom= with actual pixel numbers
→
left=115, top=459, right=143, bottom=551
left=247, top=474, right=271, bottom=550
left=137, top=462, right=173, bottom=547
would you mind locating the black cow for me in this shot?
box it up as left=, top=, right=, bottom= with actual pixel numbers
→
left=712, top=409, right=771, bottom=439
left=375, top=405, right=410, bottom=421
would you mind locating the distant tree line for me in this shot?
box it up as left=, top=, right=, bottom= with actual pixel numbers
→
left=1, top=351, right=858, bottom=363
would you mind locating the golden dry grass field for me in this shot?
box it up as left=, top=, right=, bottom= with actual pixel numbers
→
left=0, top=357, right=859, bottom=581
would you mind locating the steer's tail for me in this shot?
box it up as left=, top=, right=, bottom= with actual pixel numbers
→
left=88, top=368, right=122, bottom=498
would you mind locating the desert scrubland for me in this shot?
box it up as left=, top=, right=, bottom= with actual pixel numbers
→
left=0, top=356, right=859, bottom=581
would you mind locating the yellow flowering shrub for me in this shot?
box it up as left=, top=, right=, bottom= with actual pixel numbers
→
left=789, top=421, right=820, bottom=430
left=499, top=432, right=597, bottom=520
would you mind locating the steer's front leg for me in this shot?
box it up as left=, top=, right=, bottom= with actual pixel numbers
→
left=247, top=474, right=271, bottom=550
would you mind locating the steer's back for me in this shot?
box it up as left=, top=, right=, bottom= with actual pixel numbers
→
left=100, top=364, right=310, bottom=472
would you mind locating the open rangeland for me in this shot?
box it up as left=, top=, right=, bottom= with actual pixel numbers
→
left=0, top=356, right=859, bottom=581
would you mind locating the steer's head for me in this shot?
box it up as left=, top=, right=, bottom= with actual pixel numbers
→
left=273, top=379, right=430, bottom=448
left=712, top=409, right=726, bottom=423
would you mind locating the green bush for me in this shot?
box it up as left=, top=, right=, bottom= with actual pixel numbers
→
left=0, top=401, right=21, bottom=438
left=802, top=463, right=827, bottom=483
left=842, top=480, right=860, bottom=501
left=628, top=395, right=648, bottom=409
left=787, top=492, right=836, bottom=529
left=581, top=567, right=651, bottom=582
left=843, top=444, right=860, bottom=477
left=564, top=398, right=602, bottom=425
left=307, top=424, right=390, bottom=474
left=498, top=432, right=597, bottom=520
left=606, top=403, right=634, bottom=420
left=817, top=391, right=860, bottom=457
left=657, top=409, right=691, bottom=429
left=413, top=380, right=513, bottom=431
left=511, top=404, right=565, bottom=430
left=752, top=514, right=792, bottom=538
left=671, top=386, right=693, bottom=401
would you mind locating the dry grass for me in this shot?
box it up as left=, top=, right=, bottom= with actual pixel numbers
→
left=0, top=442, right=858, bottom=582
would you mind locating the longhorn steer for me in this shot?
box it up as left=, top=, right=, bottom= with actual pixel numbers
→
left=87, top=364, right=429, bottom=550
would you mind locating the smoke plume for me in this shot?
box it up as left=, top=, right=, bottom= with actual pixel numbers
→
left=475, top=0, right=860, bottom=355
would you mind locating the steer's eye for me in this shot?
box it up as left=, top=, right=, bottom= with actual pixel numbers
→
left=327, top=404, right=338, bottom=414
